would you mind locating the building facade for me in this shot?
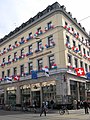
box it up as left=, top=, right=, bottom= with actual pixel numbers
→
left=0, top=2, right=90, bottom=107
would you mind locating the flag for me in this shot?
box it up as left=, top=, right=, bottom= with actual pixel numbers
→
left=42, top=68, right=49, bottom=77
left=14, top=75, right=20, bottom=81
left=31, top=70, right=38, bottom=79
left=4, top=76, right=12, bottom=83
left=86, top=72, right=90, bottom=80
left=75, top=68, right=85, bottom=76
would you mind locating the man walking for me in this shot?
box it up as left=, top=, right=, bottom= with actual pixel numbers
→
left=83, top=100, right=89, bottom=114
left=40, top=102, right=47, bottom=116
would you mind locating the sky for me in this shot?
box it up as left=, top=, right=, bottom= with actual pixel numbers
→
left=0, top=0, right=90, bottom=39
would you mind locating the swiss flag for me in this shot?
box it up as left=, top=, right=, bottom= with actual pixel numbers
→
left=75, top=68, right=85, bottom=76
left=14, top=75, right=20, bottom=81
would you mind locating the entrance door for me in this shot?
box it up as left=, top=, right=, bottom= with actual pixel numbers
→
left=32, top=91, right=40, bottom=107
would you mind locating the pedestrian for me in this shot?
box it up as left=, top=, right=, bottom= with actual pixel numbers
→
left=73, top=99, right=77, bottom=109
left=83, top=100, right=89, bottom=114
left=40, top=102, right=47, bottom=116
left=50, top=100, right=54, bottom=109
left=33, top=100, right=37, bottom=113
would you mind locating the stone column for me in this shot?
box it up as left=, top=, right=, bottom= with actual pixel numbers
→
left=40, top=83, right=42, bottom=107
left=4, top=88, right=7, bottom=104
left=16, top=86, right=21, bottom=104
left=77, top=82, right=80, bottom=100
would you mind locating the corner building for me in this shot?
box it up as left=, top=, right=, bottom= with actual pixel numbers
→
left=0, top=2, right=90, bottom=107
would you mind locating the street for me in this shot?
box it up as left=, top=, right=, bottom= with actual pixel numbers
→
left=0, top=109, right=90, bottom=120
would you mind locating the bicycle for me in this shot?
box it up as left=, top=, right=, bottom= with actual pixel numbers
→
left=59, top=105, right=69, bottom=115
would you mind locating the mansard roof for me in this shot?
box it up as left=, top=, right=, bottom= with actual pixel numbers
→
left=0, top=2, right=89, bottom=44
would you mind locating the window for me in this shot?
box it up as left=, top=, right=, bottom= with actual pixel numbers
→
left=83, top=48, right=86, bottom=54
left=48, top=21, right=52, bottom=29
left=72, top=27, right=74, bottom=31
left=13, top=67, right=17, bottom=76
left=66, top=35, right=70, bottom=42
left=29, top=32, right=33, bottom=37
left=8, top=55, right=11, bottom=61
left=37, top=27, right=41, bottom=32
left=65, top=21, right=68, bottom=26
left=21, top=48, right=24, bottom=56
left=21, top=37, right=24, bottom=41
left=87, top=51, right=89, bottom=56
left=7, top=69, right=10, bottom=77
left=38, top=59, right=43, bottom=71
left=2, top=71, right=4, bottom=78
left=15, top=41, right=17, bottom=44
left=74, top=58, right=78, bottom=68
left=29, top=45, right=33, bottom=52
left=28, top=62, right=33, bottom=74
left=89, top=65, right=90, bottom=72
left=20, top=65, right=24, bottom=76
left=85, top=63, right=88, bottom=72
left=73, top=40, right=76, bottom=47
left=38, top=40, right=42, bottom=50
left=9, top=44, right=11, bottom=48
left=68, top=54, right=72, bottom=65
left=14, top=52, right=17, bottom=58
left=78, top=44, right=81, bottom=51
left=80, top=61, right=83, bottom=68
left=3, top=58, right=5, bottom=63
left=49, top=55, right=54, bottom=69
left=48, top=35, right=54, bottom=47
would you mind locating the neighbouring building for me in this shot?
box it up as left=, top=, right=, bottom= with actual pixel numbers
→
left=0, top=2, right=90, bottom=108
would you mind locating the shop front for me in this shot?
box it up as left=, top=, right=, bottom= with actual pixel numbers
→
left=6, top=87, right=17, bottom=105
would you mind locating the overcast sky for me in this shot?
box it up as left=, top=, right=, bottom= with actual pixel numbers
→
left=0, top=0, right=90, bottom=39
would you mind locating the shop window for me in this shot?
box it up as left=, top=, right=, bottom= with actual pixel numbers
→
left=13, top=67, right=17, bottom=76
left=49, top=55, right=55, bottom=69
left=38, top=58, right=43, bottom=71
left=28, top=62, right=33, bottom=74
left=7, top=69, right=10, bottom=77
